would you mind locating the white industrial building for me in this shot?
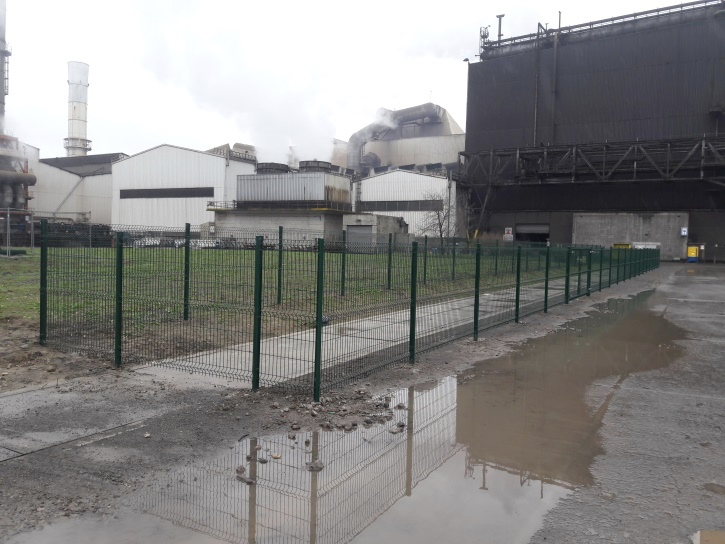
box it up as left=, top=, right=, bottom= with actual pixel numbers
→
left=112, top=144, right=255, bottom=227
left=211, top=161, right=351, bottom=238
left=30, top=153, right=125, bottom=223
left=356, top=170, right=463, bottom=237
left=346, top=102, right=464, bottom=176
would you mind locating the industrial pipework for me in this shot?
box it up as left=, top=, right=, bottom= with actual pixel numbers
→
left=0, top=0, right=36, bottom=214
left=64, top=61, right=92, bottom=156
left=346, top=102, right=444, bottom=174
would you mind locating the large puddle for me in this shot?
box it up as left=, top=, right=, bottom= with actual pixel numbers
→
left=9, top=292, right=685, bottom=544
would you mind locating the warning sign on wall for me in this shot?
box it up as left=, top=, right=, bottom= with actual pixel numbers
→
left=503, top=227, right=513, bottom=241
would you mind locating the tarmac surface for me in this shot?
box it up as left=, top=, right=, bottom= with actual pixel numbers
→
left=0, top=263, right=723, bottom=543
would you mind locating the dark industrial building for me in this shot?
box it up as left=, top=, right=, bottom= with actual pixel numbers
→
left=460, top=0, right=725, bottom=260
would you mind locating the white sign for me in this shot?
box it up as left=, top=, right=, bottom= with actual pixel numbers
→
left=504, top=227, right=513, bottom=235
left=680, top=227, right=688, bottom=237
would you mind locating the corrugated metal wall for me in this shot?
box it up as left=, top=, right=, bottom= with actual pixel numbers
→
left=236, top=172, right=350, bottom=204
left=358, top=171, right=458, bottom=235
left=360, top=171, right=449, bottom=201
left=30, top=163, right=113, bottom=223
left=111, top=145, right=228, bottom=227
left=466, top=5, right=725, bottom=151
left=224, top=160, right=255, bottom=201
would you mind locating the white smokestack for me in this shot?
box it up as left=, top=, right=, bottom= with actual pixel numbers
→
left=64, top=61, right=91, bottom=156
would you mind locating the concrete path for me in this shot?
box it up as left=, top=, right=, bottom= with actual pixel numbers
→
left=150, top=278, right=569, bottom=384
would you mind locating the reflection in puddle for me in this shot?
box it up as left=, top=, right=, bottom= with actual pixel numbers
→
left=136, top=293, right=684, bottom=543
left=141, top=378, right=459, bottom=544
left=691, top=530, right=725, bottom=544
left=12, top=291, right=686, bottom=543
left=458, top=293, right=684, bottom=490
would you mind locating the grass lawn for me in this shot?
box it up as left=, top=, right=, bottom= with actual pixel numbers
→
left=0, top=252, right=40, bottom=320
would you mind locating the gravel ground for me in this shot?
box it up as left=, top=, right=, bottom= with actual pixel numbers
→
left=0, top=264, right=694, bottom=541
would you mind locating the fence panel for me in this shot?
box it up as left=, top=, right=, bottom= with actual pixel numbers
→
left=44, top=221, right=116, bottom=357
left=42, top=222, right=662, bottom=395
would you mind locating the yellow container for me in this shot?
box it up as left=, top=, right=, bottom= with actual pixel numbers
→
left=613, top=242, right=631, bottom=249
left=687, top=245, right=699, bottom=262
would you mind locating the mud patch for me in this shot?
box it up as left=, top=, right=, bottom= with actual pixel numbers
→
left=703, top=483, right=725, bottom=495
left=0, top=317, right=105, bottom=393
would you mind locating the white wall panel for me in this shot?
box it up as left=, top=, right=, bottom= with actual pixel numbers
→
left=111, top=145, right=232, bottom=226
left=364, top=135, right=464, bottom=167
left=358, top=172, right=459, bottom=235
left=30, top=163, right=113, bottom=223
left=116, top=197, right=214, bottom=228
left=237, top=172, right=350, bottom=203
left=360, top=171, right=449, bottom=201
left=112, top=145, right=226, bottom=190
left=224, top=160, right=255, bottom=201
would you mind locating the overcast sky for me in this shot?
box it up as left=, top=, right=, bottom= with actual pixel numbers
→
left=6, top=0, right=668, bottom=162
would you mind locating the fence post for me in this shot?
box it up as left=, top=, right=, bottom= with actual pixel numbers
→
left=252, top=236, right=263, bottom=391
left=114, top=231, right=124, bottom=368
left=494, top=239, right=499, bottom=275
left=598, top=248, right=603, bottom=291
left=576, top=248, right=583, bottom=296
left=409, top=241, right=418, bottom=362
left=515, top=245, right=522, bottom=323
left=423, top=235, right=428, bottom=285
left=340, top=229, right=346, bottom=297
left=451, top=239, right=456, bottom=281
left=473, top=242, right=481, bottom=339
left=314, top=239, right=325, bottom=402
left=608, top=248, right=613, bottom=288
left=544, top=245, right=550, bottom=313
left=5, top=208, right=9, bottom=257
left=586, top=250, right=593, bottom=296
left=183, top=223, right=191, bottom=320
left=635, top=249, right=638, bottom=276
left=616, top=249, right=621, bottom=284
left=277, top=225, right=283, bottom=304
left=565, top=247, right=571, bottom=304
left=387, top=232, right=393, bottom=290
left=39, top=219, right=48, bottom=345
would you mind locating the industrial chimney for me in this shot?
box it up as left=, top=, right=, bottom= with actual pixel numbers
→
left=64, top=61, right=91, bottom=156
left=0, top=0, right=11, bottom=135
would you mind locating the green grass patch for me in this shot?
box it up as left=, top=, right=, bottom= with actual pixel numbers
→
left=0, top=252, right=40, bottom=320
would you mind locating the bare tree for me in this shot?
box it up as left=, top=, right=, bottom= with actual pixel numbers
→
left=419, top=187, right=471, bottom=245
left=419, top=189, right=457, bottom=246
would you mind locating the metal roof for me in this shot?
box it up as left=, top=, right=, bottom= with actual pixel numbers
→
left=39, top=153, right=128, bottom=176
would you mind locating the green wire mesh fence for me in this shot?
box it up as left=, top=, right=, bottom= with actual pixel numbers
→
left=39, top=220, right=661, bottom=399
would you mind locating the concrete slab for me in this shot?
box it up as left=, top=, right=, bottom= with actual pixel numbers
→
left=0, top=447, right=21, bottom=461
left=152, top=282, right=567, bottom=384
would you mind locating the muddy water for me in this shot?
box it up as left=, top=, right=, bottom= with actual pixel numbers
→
left=9, top=291, right=685, bottom=544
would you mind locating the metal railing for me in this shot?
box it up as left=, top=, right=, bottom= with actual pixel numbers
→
left=39, top=220, right=661, bottom=399
left=480, top=0, right=721, bottom=52
left=0, top=208, right=35, bottom=256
